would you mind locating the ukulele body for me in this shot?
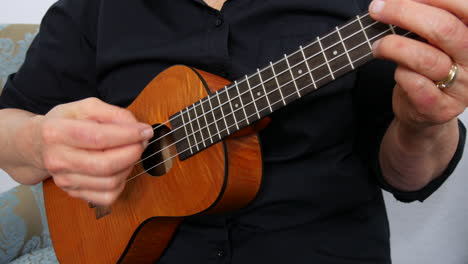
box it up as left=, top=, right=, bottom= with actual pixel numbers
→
left=43, top=65, right=263, bottom=263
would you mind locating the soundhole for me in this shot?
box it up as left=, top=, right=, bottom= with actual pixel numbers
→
left=142, top=124, right=176, bottom=177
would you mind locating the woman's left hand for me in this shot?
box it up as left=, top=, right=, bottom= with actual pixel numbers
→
left=369, top=0, right=468, bottom=129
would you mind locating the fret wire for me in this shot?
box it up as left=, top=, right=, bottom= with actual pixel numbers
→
left=389, top=24, right=396, bottom=35
left=179, top=18, right=386, bottom=150
left=183, top=26, right=397, bottom=154
left=132, top=27, right=410, bottom=177
left=357, top=15, right=373, bottom=50
left=140, top=50, right=381, bottom=177
left=133, top=14, right=402, bottom=171
left=246, top=75, right=261, bottom=119
left=270, top=62, right=286, bottom=106
left=185, top=25, right=402, bottom=147
left=199, top=98, right=213, bottom=144
left=194, top=102, right=206, bottom=148
left=137, top=48, right=377, bottom=177
left=257, top=68, right=273, bottom=112
left=179, top=15, right=380, bottom=140
left=187, top=106, right=200, bottom=152
left=225, top=85, right=240, bottom=130
left=180, top=108, right=194, bottom=154
left=299, top=45, right=317, bottom=89
left=154, top=15, right=389, bottom=155
left=216, top=90, right=230, bottom=135
left=126, top=13, right=377, bottom=156
left=239, top=13, right=374, bottom=98
left=336, top=26, right=354, bottom=70
left=207, top=95, right=221, bottom=140
left=317, top=36, right=335, bottom=80
left=178, top=18, right=384, bottom=152
left=234, top=80, right=249, bottom=125
left=284, top=54, right=301, bottom=97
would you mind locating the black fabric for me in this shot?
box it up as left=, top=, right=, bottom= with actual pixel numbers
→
left=375, top=119, right=466, bottom=202
left=0, top=0, right=465, bottom=263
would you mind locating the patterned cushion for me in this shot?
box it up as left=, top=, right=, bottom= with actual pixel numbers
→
left=0, top=184, right=57, bottom=263
left=9, top=247, right=57, bottom=264
left=0, top=24, right=58, bottom=263
left=0, top=24, right=39, bottom=91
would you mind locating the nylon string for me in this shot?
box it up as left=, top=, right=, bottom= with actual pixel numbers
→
left=130, top=13, right=376, bottom=159
left=126, top=28, right=411, bottom=182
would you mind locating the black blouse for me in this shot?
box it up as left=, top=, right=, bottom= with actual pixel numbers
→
left=1, top=0, right=465, bottom=263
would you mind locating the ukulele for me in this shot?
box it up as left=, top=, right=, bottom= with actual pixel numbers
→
left=43, top=12, right=410, bottom=263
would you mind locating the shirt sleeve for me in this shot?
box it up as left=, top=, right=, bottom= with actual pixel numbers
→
left=378, top=120, right=466, bottom=202
left=0, top=0, right=100, bottom=115
left=354, top=59, right=467, bottom=202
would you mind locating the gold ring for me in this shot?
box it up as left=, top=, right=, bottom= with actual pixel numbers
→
left=435, top=63, right=458, bottom=89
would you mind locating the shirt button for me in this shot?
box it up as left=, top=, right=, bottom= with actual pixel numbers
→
left=217, top=250, right=225, bottom=257
left=215, top=18, right=223, bottom=27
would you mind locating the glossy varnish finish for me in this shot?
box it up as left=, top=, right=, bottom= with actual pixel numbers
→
left=43, top=66, right=263, bottom=263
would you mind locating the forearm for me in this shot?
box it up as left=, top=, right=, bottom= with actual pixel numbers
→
left=0, top=109, right=48, bottom=185
left=379, top=117, right=459, bottom=192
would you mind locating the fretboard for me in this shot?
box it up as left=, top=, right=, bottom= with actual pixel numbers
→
left=171, top=12, right=411, bottom=160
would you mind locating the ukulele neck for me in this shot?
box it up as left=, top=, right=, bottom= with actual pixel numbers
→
left=171, top=12, right=411, bottom=160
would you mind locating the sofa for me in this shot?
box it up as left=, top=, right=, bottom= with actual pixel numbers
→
left=0, top=24, right=57, bottom=264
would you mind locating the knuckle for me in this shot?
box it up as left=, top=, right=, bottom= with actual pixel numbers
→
left=412, top=76, right=427, bottom=91
left=41, top=121, right=59, bottom=144
left=120, top=108, right=136, bottom=121
left=102, top=192, right=119, bottom=206
left=431, top=16, right=460, bottom=44
left=43, top=151, right=64, bottom=173
left=83, top=97, right=101, bottom=107
left=94, top=159, right=114, bottom=176
left=415, top=93, right=438, bottom=118
left=392, top=0, right=406, bottom=25
left=67, top=190, right=81, bottom=199
left=91, top=131, right=107, bottom=148
left=113, top=107, right=137, bottom=123
left=53, top=176, right=71, bottom=188
left=418, top=52, right=439, bottom=74
left=72, top=128, right=107, bottom=148
left=106, top=177, right=121, bottom=190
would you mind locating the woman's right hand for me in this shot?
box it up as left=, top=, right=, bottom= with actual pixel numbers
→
left=24, top=97, right=154, bottom=206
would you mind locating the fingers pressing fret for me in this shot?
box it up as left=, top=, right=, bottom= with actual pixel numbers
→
left=369, top=0, right=468, bottom=62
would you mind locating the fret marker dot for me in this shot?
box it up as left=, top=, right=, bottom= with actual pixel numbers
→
left=298, top=69, right=303, bottom=74
left=333, top=50, right=338, bottom=56
left=257, top=92, right=261, bottom=96
left=235, top=103, right=239, bottom=108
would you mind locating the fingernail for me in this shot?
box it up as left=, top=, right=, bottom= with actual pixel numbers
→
left=370, top=0, right=385, bottom=15
left=372, top=39, right=381, bottom=52
left=142, top=140, right=149, bottom=149
left=141, top=128, right=153, bottom=140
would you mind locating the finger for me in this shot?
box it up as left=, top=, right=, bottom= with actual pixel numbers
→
left=43, top=143, right=144, bottom=176
left=68, top=182, right=126, bottom=206
left=54, top=169, right=130, bottom=192
left=372, top=34, right=453, bottom=81
left=412, top=0, right=468, bottom=24
left=369, top=0, right=468, bottom=62
left=50, top=97, right=138, bottom=124
left=394, top=66, right=464, bottom=123
left=42, top=118, right=153, bottom=150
